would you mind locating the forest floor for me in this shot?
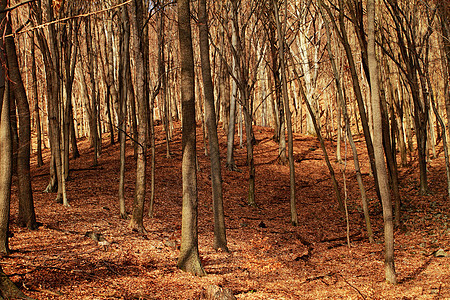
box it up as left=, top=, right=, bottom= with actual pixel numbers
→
left=4, top=122, right=450, bottom=299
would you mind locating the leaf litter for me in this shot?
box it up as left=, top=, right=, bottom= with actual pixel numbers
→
left=4, top=123, right=450, bottom=299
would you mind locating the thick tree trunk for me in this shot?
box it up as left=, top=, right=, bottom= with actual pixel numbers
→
left=128, top=0, right=148, bottom=234
left=5, top=19, right=37, bottom=229
left=198, top=0, right=228, bottom=251
left=118, top=6, right=130, bottom=220
left=0, top=80, right=11, bottom=255
left=368, top=0, right=396, bottom=284
left=177, top=0, right=205, bottom=276
left=0, top=265, right=33, bottom=299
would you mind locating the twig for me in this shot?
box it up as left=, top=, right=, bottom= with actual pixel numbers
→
left=5, top=0, right=132, bottom=39
left=302, top=272, right=334, bottom=284
left=0, top=0, right=35, bottom=14
left=339, top=274, right=367, bottom=300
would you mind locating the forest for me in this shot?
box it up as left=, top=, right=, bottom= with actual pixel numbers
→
left=0, top=0, right=449, bottom=298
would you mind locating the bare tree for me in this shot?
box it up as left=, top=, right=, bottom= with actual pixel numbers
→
left=272, top=0, right=298, bottom=226
left=177, top=0, right=205, bottom=276
left=31, top=0, right=68, bottom=205
left=5, top=10, right=37, bottom=229
left=128, top=0, right=148, bottom=234
left=198, top=0, right=229, bottom=251
left=30, top=31, right=44, bottom=167
left=0, top=79, right=11, bottom=255
left=368, top=0, right=396, bottom=284
left=118, top=5, right=130, bottom=220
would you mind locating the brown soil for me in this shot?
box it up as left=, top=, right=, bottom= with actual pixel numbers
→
left=5, top=123, right=450, bottom=299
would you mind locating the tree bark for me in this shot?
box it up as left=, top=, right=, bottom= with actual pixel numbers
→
left=321, top=0, right=383, bottom=205
left=198, top=0, right=228, bottom=251
left=273, top=0, right=298, bottom=226
left=32, top=0, right=67, bottom=205
left=118, top=5, right=130, bottom=220
left=320, top=2, right=374, bottom=242
left=85, top=17, right=99, bottom=166
left=226, top=13, right=238, bottom=171
left=128, top=0, right=148, bottom=234
left=0, top=79, right=11, bottom=255
left=177, top=0, right=206, bottom=276
left=5, top=16, right=37, bottom=229
left=368, top=0, right=396, bottom=284
left=30, top=30, right=44, bottom=167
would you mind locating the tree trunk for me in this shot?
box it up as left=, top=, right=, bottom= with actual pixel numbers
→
left=0, top=80, right=11, bottom=255
left=226, top=17, right=238, bottom=171
left=118, top=6, right=130, bottom=220
left=320, top=2, right=374, bottom=242
left=177, top=0, right=205, bottom=276
left=128, top=0, right=148, bottom=234
left=43, top=0, right=67, bottom=205
left=380, top=89, right=401, bottom=227
left=31, top=31, right=44, bottom=167
left=273, top=0, right=298, bottom=226
left=128, top=62, right=138, bottom=160
left=198, top=0, right=228, bottom=251
left=267, top=14, right=286, bottom=163
left=85, top=17, right=99, bottom=166
left=62, top=21, right=78, bottom=180
left=368, top=0, right=396, bottom=284
left=5, top=17, right=37, bottom=229
left=294, top=63, right=344, bottom=213
left=68, top=93, right=80, bottom=159
left=321, top=0, right=383, bottom=206
left=158, top=8, right=172, bottom=159
left=438, top=8, right=450, bottom=137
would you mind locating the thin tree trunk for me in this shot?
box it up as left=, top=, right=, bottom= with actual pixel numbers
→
left=85, top=18, right=99, bottom=166
left=128, top=63, right=138, bottom=160
left=158, top=9, right=172, bottom=159
left=296, top=67, right=344, bottom=213
left=226, top=18, right=238, bottom=171
left=429, top=77, right=450, bottom=198
left=380, top=90, right=401, bottom=227
left=273, top=0, right=298, bottom=226
left=62, top=21, right=78, bottom=180
left=31, top=31, right=44, bottom=167
left=148, top=93, right=156, bottom=218
left=425, top=37, right=450, bottom=198
left=68, top=94, right=79, bottom=158
left=321, top=0, right=383, bottom=206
